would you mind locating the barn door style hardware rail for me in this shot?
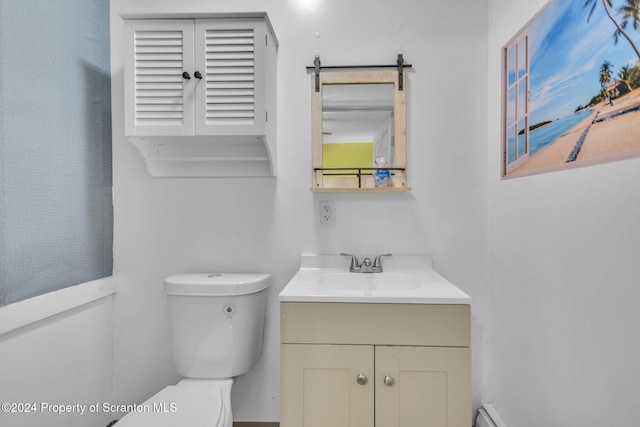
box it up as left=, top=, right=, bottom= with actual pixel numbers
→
left=306, top=54, right=412, bottom=91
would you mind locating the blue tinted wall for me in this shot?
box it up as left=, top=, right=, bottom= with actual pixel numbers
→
left=0, top=0, right=113, bottom=306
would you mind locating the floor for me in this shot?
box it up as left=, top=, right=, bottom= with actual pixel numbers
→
left=108, top=420, right=279, bottom=426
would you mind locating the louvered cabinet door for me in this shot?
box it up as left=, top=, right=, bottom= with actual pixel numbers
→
left=194, top=19, right=266, bottom=136
left=124, top=20, right=196, bottom=136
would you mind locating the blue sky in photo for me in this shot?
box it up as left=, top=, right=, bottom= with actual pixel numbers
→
left=526, top=0, right=640, bottom=124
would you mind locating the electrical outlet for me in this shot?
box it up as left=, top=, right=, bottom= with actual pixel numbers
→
left=319, top=200, right=335, bottom=226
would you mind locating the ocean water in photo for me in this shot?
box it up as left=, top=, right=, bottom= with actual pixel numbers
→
left=529, top=109, right=593, bottom=156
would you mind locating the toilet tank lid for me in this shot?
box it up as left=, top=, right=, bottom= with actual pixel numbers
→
left=165, top=273, right=271, bottom=296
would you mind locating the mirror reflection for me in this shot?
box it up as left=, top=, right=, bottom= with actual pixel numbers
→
left=310, top=68, right=408, bottom=192
left=322, top=83, right=395, bottom=173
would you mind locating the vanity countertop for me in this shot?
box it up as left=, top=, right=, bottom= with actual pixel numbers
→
left=279, top=254, right=471, bottom=304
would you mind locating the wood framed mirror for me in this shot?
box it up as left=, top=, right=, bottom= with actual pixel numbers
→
left=311, top=69, right=409, bottom=192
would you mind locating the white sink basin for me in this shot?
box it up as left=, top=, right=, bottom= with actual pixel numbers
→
left=318, top=272, right=421, bottom=292
left=279, top=254, right=471, bottom=304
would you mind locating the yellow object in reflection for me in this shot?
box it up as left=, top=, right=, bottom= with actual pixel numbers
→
left=322, top=142, right=373, bottom=175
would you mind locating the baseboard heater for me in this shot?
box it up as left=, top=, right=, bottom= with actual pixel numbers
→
left=476, top=404, right=508, bottom=427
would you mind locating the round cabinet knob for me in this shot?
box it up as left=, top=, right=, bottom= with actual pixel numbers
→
left=194, top=71, right=202, bottom=79
left=383, top=375, right=395, bottom=387
left=356, top=374, right=368, bottom=385
left=182, top=71, right=191, bottom=80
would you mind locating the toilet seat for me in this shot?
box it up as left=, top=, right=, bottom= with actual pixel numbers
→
left=115, top=378, right=234, bottom=427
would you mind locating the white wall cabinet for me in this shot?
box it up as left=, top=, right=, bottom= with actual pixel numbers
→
left=123, top=15, right=277, bottom=177
left=280, top=302, right=471, bottom=427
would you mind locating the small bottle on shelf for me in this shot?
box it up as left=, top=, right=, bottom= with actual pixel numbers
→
left=373, top=157, right=390, bottom=188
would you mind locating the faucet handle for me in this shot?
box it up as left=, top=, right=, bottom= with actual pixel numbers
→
left=340, top=253, right=360, bottom=272
left=373, top=253, right=392, bottom=269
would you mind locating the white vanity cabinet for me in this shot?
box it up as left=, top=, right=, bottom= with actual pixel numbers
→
left=124, top=17, right=276, bottom=137
left=280, top=302, right=471, bottom=427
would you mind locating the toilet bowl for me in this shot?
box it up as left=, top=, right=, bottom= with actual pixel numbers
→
left=114, top=379, right=233, bottom=427
left=116, top=273, right=270, bottom=426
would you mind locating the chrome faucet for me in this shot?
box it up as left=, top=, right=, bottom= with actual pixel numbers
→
left=341, top=253, right=361, bottom=272
left=341, top=253, right=392, bottom=273
left=361, top=257, right=374, bottom=273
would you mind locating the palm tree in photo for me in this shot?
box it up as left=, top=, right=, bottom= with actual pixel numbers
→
left=600, top=60, right=614, bottom=84
left=600, top=60, right=615, bottom=103
left=618, top=0, right=640, bottom=30
left=584, top=0, right=640, bottom=60
left=615, top=0, right=640, bottom=56
left=629, top=63, right=640, bottom=87
left=619, top=64, right=635, bottom=91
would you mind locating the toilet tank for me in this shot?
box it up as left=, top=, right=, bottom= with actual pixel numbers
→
left=165, top=273, right=271, bottom=379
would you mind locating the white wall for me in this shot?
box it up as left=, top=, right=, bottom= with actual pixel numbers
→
left=487, top=1, right=640, bottom=425
left=0, top=293, right=114, bottom=427
left=111, top=0, right=489, bottom=421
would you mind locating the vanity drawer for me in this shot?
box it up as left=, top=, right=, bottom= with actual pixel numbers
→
left=281, top=302, right=470, bottom=347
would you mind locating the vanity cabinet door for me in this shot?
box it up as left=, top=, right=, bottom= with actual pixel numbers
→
left=375, top=346, right=471, bottom=427
left=280, top=344, right=374, bottom=427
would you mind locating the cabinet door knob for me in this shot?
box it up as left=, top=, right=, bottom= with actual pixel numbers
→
left=356, top=373, right=368, bottom=385
left=383, top=375, right=395, bottom=387
left=182, top=71, right=191, bottom=80
left=194, top=71, right=202, bottom=79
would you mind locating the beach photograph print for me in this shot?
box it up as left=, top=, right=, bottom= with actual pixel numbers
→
left=502, top=0, right=640, bottom=178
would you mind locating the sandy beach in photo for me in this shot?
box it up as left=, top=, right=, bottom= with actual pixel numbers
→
left=513, top=88, right=640, bottom=174
left=514, top=110, right=597, bottom=173
left=578, top=89, right=640, bottom=160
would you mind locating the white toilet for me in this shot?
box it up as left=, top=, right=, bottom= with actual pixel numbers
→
left=116, top=273, right=271, bottom=427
